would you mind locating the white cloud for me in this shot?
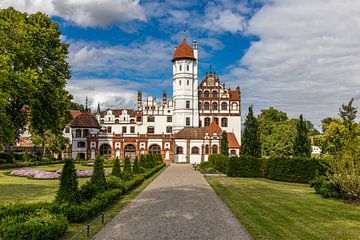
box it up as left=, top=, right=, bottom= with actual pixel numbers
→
left=203, top=9, right=245, bottom=33
left=0, top=0, right=146, bottom=27
left=224, top=0, right=360, bottom=126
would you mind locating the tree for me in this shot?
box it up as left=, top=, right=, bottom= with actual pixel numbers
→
left=56, top=159, right=80, bottom=205
left=90, top=157, right=107, bottom=191
left=122, top=156, right=132, bottom=180
left=293, top=114, right=311, bottom=158
left=0, top=7, right=71, bottom=150
left=241, top=106, right=261, bottom=158
left=133, top=157, right=139, bottom=174
left=321, top=117, right=335, bottom=133
left=221, top=131, right=229, bottom=156
left=111, top=157, right=122, bottom=178
left=139, top=154, right=146, bottom=168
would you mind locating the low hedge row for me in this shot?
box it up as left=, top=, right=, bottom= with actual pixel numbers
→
left=0, top=160, right=65, bottom=170
left=0, top=209, right=67, bottom=240
left=205, top=154, right=328, bottom=183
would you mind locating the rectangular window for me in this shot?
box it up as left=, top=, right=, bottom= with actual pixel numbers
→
left=166, top=126, right=172, bottom=133
left=186, top=117, right=190, bottom=126
left=147, top=127, right=155, bottom=134
left=187, top=65, right=189, bottom=71
left=187, top=80, right=189, bottom=85
left=107, top=127, right=112, bottom=133
left=77, top=142, right=85, bottom=148
left=122, top=127, right=127, bottom=133
left=130, top=126, right=135, bottom=133
left=186, top=101, right=190, bottom=109
left=167, top=116, right=172, bottom=122
left=136, top=116, right=142, bottom=122
left=148, top=116, right=155, bottom=122
left=65, top=127, right=70, bottom=133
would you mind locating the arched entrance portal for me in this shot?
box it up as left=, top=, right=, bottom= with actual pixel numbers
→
left=149, top=144, right=161, bottom=154
left=100, top=144, right=112, bottom=156
left=124, top=144, right=136, bottom=159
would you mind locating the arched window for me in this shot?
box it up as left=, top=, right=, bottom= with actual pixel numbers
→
left=198, top=102, right=202, bottom=110
left=221, top=118, right=228, bottom=127
left=204, top=102, right=210, bottom=110
left=204, top=91, right=209, bottom=98
left=83, top=129, right=89, bottom=138
left=232, top=103, right=238, bottom=110
left=198, top=91, right=202, bottom=97
left=212, top=90, right=217, bottom=98
left=101, top=119, right=104, bottom=123
left=205, top=145, right=209, bottom=154
left=147, top=126, right=155, bottom=134
left=149, top=144, right=161, bottom=154
left=115, top=119, right=119, bottom=123
left=130, top=119, right=135, bottom=123
left=221, top=102, right=228, bottom=110
left=212, top=145, right=218, bottom=154
left=204, top=117, right=211, bottom=127
left=100, top=144, right=112, bottom=155
left=191, top=146, right=200, bottom=154
left=212, top=102, right=218, bottom=110
left=176, top=146, right=183, bottom=154
left=124, top=144, right=136, bottom=159
left=214, top=117, right=219, bottom=125
left=76, top=129, right=81, bottom=138
left=179, top=65, right=182, bottom=71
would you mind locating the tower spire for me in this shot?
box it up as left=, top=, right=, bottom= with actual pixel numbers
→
left=97, top=102, right=101, bottom=115
left=183, top=21, right=186, bottom=39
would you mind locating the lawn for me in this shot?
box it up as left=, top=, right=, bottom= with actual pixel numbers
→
left=0, top=163, right=113, bottom=205
left=206, top=177, right=360, bottom=240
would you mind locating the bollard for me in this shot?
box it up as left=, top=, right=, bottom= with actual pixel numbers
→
left=86, top=224, right=90, bottom=237
left=101, top=211, right=105, bottom=224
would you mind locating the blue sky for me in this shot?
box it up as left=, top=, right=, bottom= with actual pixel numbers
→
left=2, top=0, right=360, bottom=128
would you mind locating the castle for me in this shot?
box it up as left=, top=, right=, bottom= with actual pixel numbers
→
left=68, top=38, right=241, bottom=164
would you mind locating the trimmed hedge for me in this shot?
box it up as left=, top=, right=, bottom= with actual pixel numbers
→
left=208, top=154, right=229, bottom=174
left=263, top=157, right=328, bottom=183
left=0, top=209, right=67, bottom=240
left=227, top=156, right=262, bottom=177
left=0, top=160, right=65, bottom=170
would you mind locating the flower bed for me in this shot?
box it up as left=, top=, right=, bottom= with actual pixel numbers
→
left=9, top=169, right=107, bottom=179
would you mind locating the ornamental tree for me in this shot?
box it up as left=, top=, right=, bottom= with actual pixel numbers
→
left=122, top=156, right=132, bottom=180
left=90, top=156, right=107, bottom=191
left=293, top=114, right=311, bottom=158
left=56, top=159, right=80, bottom=205
left=111, top=157, right=122, bottom=178
left=0, top=7, right=72, bottom=151
left=241, top=105, right=261, bottom=158
left=133, top=157, right=139, bottom=174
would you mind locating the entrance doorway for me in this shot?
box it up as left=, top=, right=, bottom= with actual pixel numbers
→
left=124, top=144, right=136, bottom=159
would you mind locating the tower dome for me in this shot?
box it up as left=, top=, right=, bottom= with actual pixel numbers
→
left=172, top=38, right=195, bottom=62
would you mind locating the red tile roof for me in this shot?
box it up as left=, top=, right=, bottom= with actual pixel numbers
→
left=172, top=38, right=195, bottom=61
left=70, top=113, right=100, bottom=128
left=227, top=132, right=240, bottom=148
left=173, top=127, right=207, bottom=139
left=207, top=120, right=222, bottom=136
left=69, top=110, right=82, bottom=120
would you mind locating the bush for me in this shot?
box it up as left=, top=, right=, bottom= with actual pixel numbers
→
left=122, top=157, right=132, bottom=181
left=197, top=162, right=213, bottom=172
left=79, top=183, right=98, bottom=202
left=203, top=167, right=218, bottom=174
left=133, top=157, right=139, bottom=174
left=90, top=157, right=107, bottom=192
left=0, top=209, right=67, bottom=240
left=264, top=157, right=328, bottom=183
left=310, top=176, right=341, bottom=199
left=111, top=157, right=122, bottom=178
left=55, top=159, right=80, bottom=205
left=107, top=176, right=125, bottom=191
left=208, top=154, right=229, bottom=173
left=227, top=156, right=262, bottom=177
left=139, top=154, right=146, bottom=168
left=0, top=152, right=14, bottom=164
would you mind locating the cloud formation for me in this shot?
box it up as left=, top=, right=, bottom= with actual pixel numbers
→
left=0, top=0, right=146, bottom=27
left=224, top=0, right=360, bottom=126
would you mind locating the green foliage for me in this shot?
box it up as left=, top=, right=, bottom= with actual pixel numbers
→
left=122, top=156, right=132, bottom=181
left=79, top=183, right=98, bottom=202
left=133, top=157, right=140, bottom=174
left=310, top=176, right=341, bottom=199
left=55, top=159, right=80, bottom=205
left=0, top=209, right=67, bottom=240
left=106, top=176, right=125, bottom=191
left=241, top=105, right=261, bottom=158
left=139, top=154, right=146, bottom=168
left=197, top=161, right=213, bottom=172
left=221, top=131, right=229, bottom=156
left=111, top=157, right=122, bottom=178
left=227, top=156, right=262, bottom=177
left=90, top=157, right=107, bottom=192
left=0, top=7, right=72, bottom=150
left=293, top=114, right=311, bottom=158
left=264, top=157, right=328, bottom=183
left=208, top=154, right=229, bottom=173
left=22, top=149, right=30, bottom=162
left=0, top=151, right=14, bottom=164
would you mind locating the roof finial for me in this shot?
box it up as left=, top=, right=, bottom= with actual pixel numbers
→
left=183, top=21, right=186, bottom=39
left=97, top=102, right=101, bottom=114
left=85, top=96, right=88, bottom=110
left=209, top=64, right=212, bottom=73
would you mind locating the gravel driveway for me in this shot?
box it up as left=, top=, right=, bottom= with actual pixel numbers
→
left=93, top=164, right=251, bottom=240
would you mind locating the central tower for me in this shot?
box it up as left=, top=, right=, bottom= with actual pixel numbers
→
left=172, top=39, right=199, bottom=133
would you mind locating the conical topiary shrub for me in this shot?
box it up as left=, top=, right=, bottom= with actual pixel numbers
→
left=111, top=157, right=122, bottom=178
left=122, top=156, right=132, bottom=180
left=133, top=156, right=139, bottom=174
left=56, top=158, right=80, bottom=205
left=90, top=156, right=107, bottom=192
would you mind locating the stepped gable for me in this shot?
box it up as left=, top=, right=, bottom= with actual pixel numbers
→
left=100, top=109, right=135, bottom=118
left=229, top=90, right=240, bottom=101
left=227, top=132, right=240, bottom=148
left=70, top=112, right=100, bottom=128
left=172, top=38, right=195, bottom=61
left=206, top=120, right=222, bottom=136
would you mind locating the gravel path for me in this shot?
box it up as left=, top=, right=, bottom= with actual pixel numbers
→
left=93, top=164, right=251, bottom=240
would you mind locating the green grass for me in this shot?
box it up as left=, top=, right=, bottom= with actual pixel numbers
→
left=206, top=177, right=360, bottom=240
left=0, top=163, right=112, bottom=205
left=61, top=166, right=166, bottom=240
